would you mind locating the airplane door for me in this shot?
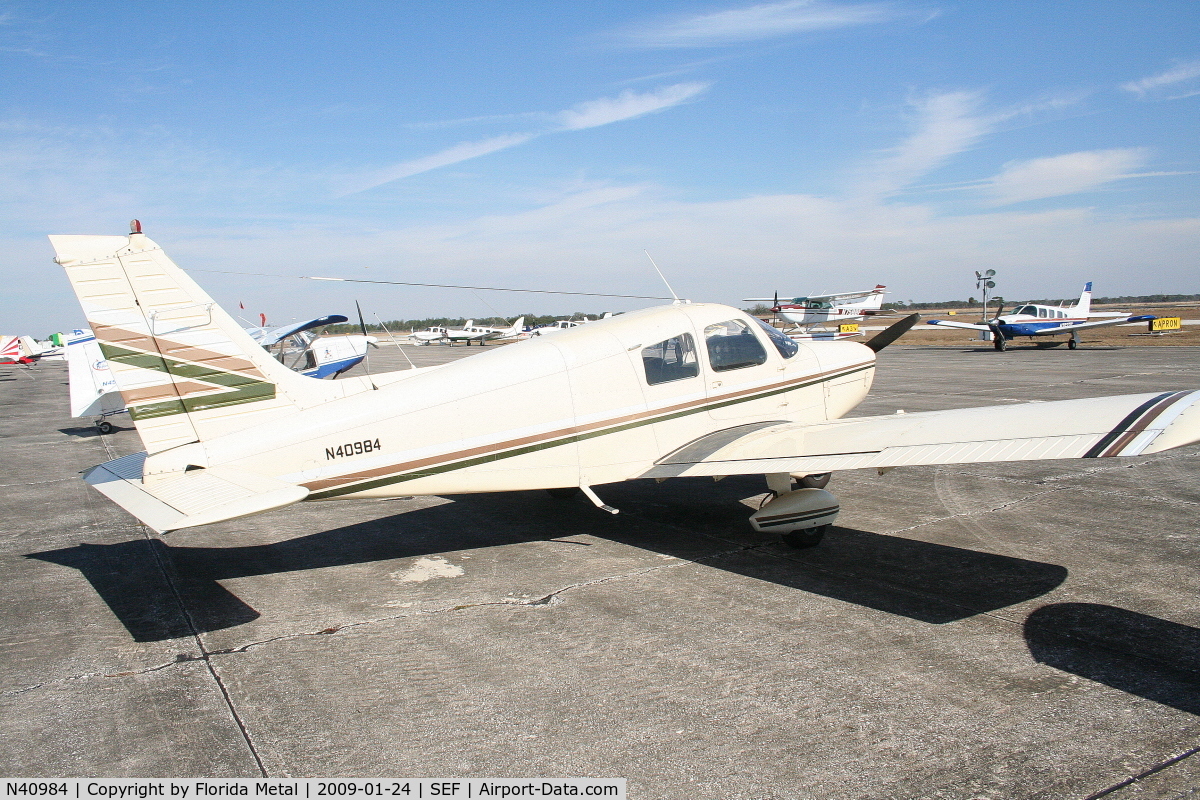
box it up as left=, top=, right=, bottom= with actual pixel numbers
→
left=701, top=318, right=789, bottom=422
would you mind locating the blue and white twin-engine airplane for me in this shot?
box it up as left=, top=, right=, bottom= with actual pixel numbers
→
left=927, top=283, right=1155, bottom=350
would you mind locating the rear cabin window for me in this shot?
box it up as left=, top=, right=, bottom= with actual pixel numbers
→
left=704, top=319, right=769, bottom=372
left=642, top=333, right=699, bottom=385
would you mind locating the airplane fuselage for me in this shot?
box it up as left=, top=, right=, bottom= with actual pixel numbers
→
left=165, top=303, right=875, bottom=501
left=775, top=305, right=878, bottom=327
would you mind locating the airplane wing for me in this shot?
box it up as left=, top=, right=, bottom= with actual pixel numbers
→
left=925, top=319, right=995, bottom=332
left=639, top=391, right=1200, bottom=479
left=255, top=314, right=349, bottom=346
left=1026, top=315, right=1155, bottom=336
left=743, top=287, right=887, bottom=304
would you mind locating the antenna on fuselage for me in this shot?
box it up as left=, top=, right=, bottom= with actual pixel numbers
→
left=374, top=312, right=417, bottom=370
left=644, top=251, right=683, bottom=304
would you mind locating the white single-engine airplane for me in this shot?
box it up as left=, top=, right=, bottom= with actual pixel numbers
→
left=51, top=226, right=1200, bottom=545
left=744, top=286, right=888, bottom=340
left=411, top=318, right=524, bottom=346
left=927, top=283, right=1155, bottom=350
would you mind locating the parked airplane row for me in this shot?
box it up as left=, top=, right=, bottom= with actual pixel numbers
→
left=745, top=283, right=1155, bottom=350
left=46, top=224, right=1200, bottom=547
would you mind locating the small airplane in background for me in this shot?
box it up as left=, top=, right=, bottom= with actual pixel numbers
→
left=252, top=315, right=376, bottom=378
left=526, top=313, right=614, bottom=338
left=743, top=286, right=888, bottom=340
left=67, top=314, right=375, bottom=433
left=48, top=224, right=1200, bottom=545
left=2, top=335, right=46, bottom=364
left=412, top=317, right=526, bottom=346
left=927, top=282, right=1155, bottom=350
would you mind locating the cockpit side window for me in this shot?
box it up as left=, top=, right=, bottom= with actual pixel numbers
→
left=642, top=333, right=700, bottom=386
left=1038, top=307, right=1048, bottom=318
left=751, top=317, right=799, bottom=359
left=704, top=319, right=769, bottom=372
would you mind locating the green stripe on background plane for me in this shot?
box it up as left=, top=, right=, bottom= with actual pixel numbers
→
left=98, top=341, right=275, bottom=420
left=308, top=364, right=871, bottom=499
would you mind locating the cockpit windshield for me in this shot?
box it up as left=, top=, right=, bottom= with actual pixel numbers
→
left=751, top=317, right=799, bottom=359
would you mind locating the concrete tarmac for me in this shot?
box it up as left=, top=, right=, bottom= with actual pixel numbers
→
left=2, top=342, right=1199, bottom=799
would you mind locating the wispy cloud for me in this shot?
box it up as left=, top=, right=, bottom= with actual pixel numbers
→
left=342, top=84, right=709, bottom=195
left=557, top=83, right=709, bottom=129
left=342, top=134, right=534, bottom=195
left=1121, top=59, right=1200, bottom=99
left=620, top=0, right=921, bottom=48
left=986, top=148, right=1150, bottom=205
left=860, top=91, right=993, bottom=197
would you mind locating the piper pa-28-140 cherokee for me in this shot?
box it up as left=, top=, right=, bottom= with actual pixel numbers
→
left=51, top=226, right=1200, bottom=545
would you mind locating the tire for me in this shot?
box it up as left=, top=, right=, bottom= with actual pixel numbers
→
left=782, top=525, right=827, bottom=549
left=546, top=487, right=581, bottom=499
left=96, top=421, right=114, bottom=434
left=797, top=472, right=831, bottom=489
left=1068, top=338, right=1078, bottom=350
left=993, top=335, right=1006, bottom=351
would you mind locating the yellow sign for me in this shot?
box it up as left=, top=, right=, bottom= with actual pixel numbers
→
left=1150, top=317, right=1182, bottom=332
left=839, top=323, right=860, bottom=333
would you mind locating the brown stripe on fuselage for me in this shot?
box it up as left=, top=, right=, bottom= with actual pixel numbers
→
left=92, top=323, right=265, bottom=377
left=1099, top=391, right=1191, bottom=457
left=119, top=381, right=225, bottom=404
left=301, top=361, right=872, bottom=493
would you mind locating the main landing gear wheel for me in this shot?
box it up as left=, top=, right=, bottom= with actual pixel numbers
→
left=546, top=487, right=581, bottom=499
left=993, top=335, right=1007, bottom=351
left=1068, top=338, right=1078, bottom=350
left=96, top=420, right=114, bottom=435
left=782, top=525, right=828, bottom=549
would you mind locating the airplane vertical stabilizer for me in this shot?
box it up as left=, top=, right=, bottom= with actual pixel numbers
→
left=1073, top=282, right=1093, bottom=317
left=50, top=228, right=344, bottom=455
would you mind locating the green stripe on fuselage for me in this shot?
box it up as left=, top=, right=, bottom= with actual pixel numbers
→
left=308, top=363, right=873, bottom=499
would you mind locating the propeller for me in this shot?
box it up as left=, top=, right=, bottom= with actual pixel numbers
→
left=354, top=300, right=377, bottom=387
left=866, top=313, right=920, bottom=352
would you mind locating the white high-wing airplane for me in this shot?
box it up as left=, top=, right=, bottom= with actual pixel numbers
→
left=51, top=227, right=1200, bottom=544
left=252, top=315, right=376, bottom=377
left=927, top=283, right=1155, bottom=350
left=743, top=286, right=888, bottom=340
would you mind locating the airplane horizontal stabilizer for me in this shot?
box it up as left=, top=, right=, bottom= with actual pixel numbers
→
left=83, top=452, right=308, bottom=533
left=640, top=390, right=1200, bottom=479
left=925, top=319, right=994, bottom=332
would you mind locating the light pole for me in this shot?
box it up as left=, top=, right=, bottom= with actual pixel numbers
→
left=975, top=269, right=997, bottom=342
left=976, top=269, right=996, bottom=322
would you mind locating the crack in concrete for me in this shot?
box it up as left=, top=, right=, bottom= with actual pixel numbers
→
left=204, top=556, right=710, bottom=656
left=885, top=486, right=1071, bottom=535
left=1084, top=743, right=1200, bottom=799
left=0, top=477, right=76, bottom=488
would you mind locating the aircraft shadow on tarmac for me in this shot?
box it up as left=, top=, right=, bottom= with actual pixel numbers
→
left=29, top=476, right=1069, bottom=641
left=1025, top=603, right=1200, bottom=715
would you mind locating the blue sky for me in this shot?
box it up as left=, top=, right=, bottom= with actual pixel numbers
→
left=3, top=1, right=1198, bottom=334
